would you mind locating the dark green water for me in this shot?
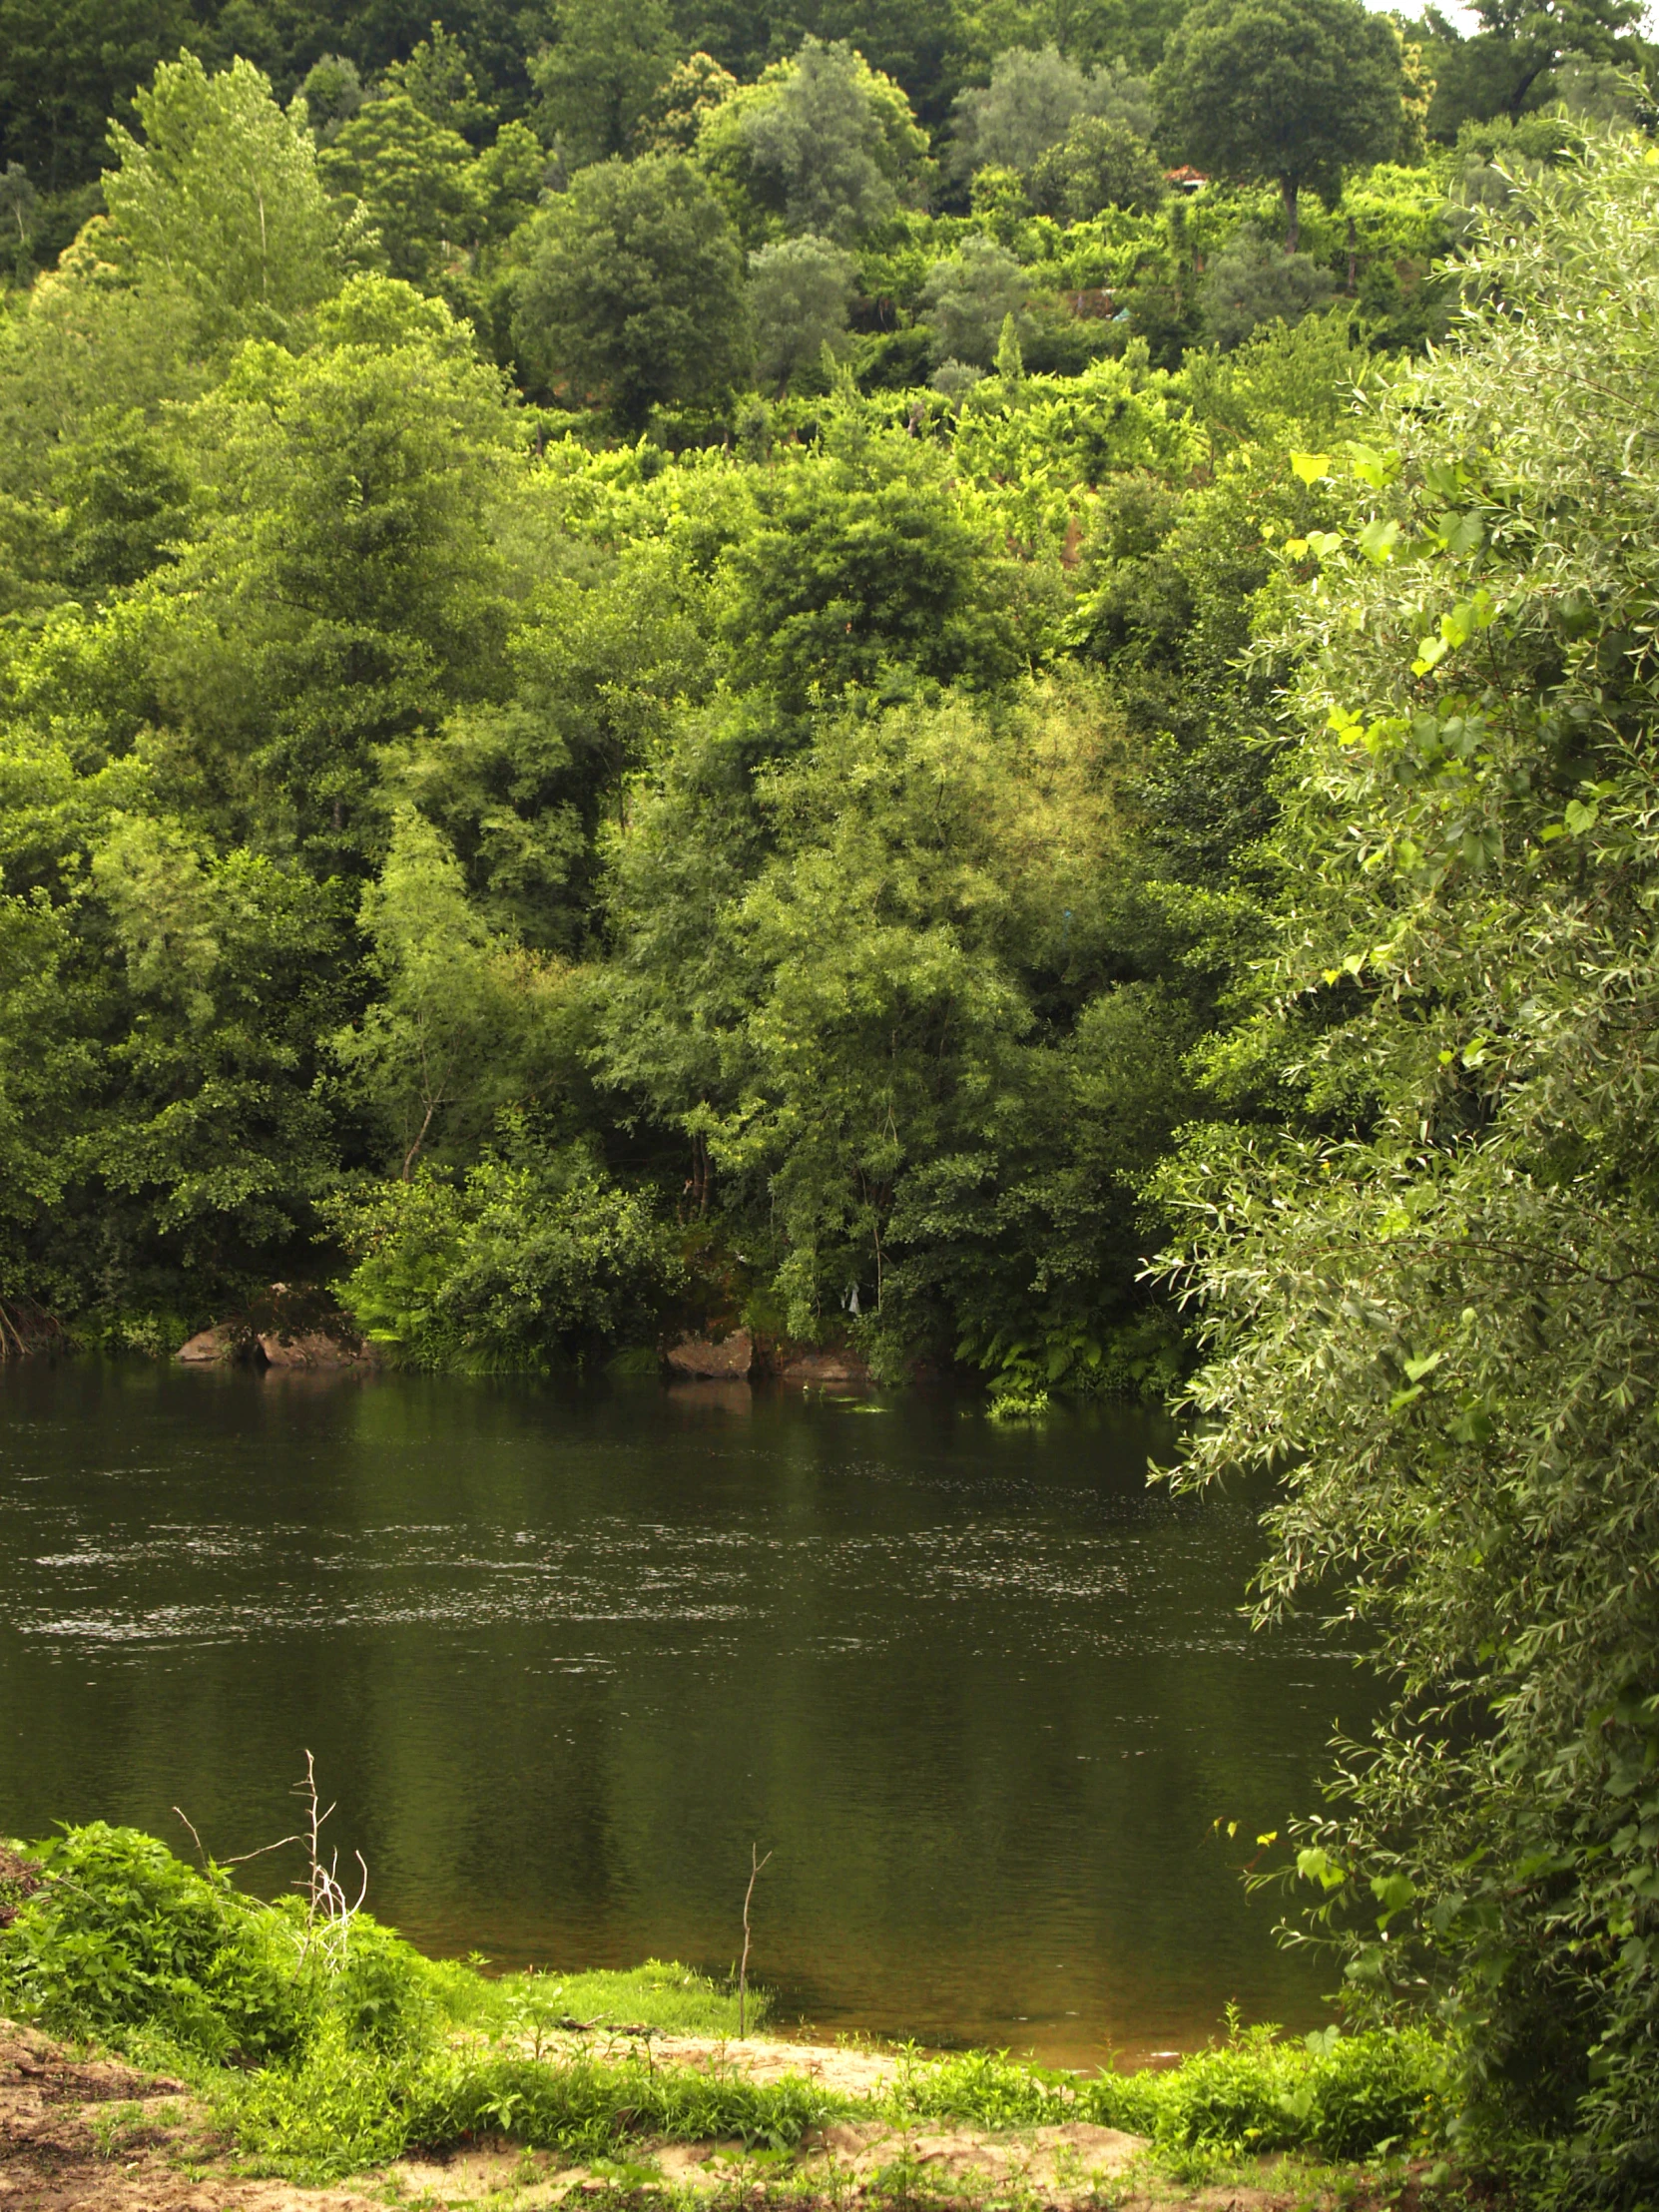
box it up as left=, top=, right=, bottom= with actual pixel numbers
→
left=0, top=1361, right=1362, bottom=2066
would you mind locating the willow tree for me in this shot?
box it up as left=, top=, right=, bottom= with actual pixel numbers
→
left=1160, top=135, right=1659, bottom=2198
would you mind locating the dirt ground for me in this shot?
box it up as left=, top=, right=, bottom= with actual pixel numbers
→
left=0, top=2019, right=1445, bottom=2212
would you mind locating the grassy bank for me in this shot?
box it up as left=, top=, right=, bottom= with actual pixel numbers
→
left=0, top=1824, right=1456, bottom=2203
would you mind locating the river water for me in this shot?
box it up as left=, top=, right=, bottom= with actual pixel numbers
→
left=0, top=1360, right=1361, bottom=2066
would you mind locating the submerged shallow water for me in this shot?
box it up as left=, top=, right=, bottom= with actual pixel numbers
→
left=0, top=1361, right=1362, bottom=2065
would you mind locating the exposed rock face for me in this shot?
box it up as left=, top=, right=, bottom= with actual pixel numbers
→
left=258, top=1332, right=374, bottom=1372
left=176, top=1327, right=236, bottom=1365
left=666, top=1330, right=754, bottom=1379
left=777, top=1348, right=871, bottom=1387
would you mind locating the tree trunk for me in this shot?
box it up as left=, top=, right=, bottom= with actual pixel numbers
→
left=1281, top=175, right=1300, bottom=256
left=1506, top=57, right=1549, bottom=124
left=1347, top=213, right=1358, bottom=295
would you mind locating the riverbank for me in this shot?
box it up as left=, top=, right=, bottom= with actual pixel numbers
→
left=0, top=2015, right=1476, bottom=2212
left=0, top=1828, right=1468, bottom=2211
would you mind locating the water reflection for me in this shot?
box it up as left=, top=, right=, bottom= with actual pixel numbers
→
left=0, top=1361, right=1361, bottom=2065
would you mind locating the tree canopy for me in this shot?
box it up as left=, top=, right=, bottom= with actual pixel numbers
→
left=1155, top=0, right=1405, bottom=248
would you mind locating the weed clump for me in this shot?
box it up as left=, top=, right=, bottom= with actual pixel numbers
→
left=893, top=2020, right=1444, bottom=2162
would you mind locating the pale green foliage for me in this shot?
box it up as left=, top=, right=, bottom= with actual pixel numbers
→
left=724, top=37, right=929, bottom=244
left=104, top=54, right=368, bottom=344
left=949, top=45, right=1155, bottom=178
left=920, top=233, right=1031, bottom=366
left=635, top=51, right=738, bottom=153
left=1159, top=137, right=1659, bottom=2197
left=747, top=232, right=856, bottom=392
left=1198, top=228, right=1334, bottom=349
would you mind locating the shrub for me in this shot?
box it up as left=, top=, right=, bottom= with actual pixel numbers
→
left=895, top=2023, right=1443, bottom=2160
left=0, top=1825, right=441, bottom=2069
left=0, top=1825, right=307, bottom=2062
left=330, top=1134, right=685, bottom=1371
left=1198, top=229, right=1334, bottom=351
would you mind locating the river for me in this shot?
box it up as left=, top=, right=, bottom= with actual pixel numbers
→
left=0, top=1359, right=1360, bottom=2066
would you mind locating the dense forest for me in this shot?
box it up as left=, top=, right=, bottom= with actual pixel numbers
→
left=4, top=0, right=1659, bottom=2191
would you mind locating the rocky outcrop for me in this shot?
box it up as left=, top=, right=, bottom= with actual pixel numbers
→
left=176, top=1327, right=238, bottom=1365
left=176, top=1296, right=373, bottom=1372
left=258, top=1330, right=375, bottom=1372
left=666, top=1329, right=753, bottom=1379
left=776, top=1347, right=871, bottom=1387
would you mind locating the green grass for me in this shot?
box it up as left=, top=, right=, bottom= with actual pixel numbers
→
left=475, top=1958, right=768, bottom=2040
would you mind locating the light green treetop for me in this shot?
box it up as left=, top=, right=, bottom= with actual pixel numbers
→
left=104, top=53, right=370, bottom=344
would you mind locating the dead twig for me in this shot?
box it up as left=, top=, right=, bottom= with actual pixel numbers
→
left=291, top=1750, right=368, bottom=1968
left=738, top=1842, right=772, bottom=2038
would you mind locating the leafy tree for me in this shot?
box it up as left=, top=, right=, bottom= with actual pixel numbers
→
left=598, top=678, right=1183, bottom=1374
left=1423, top=0, right=1643, bottom=132
left=1197, top=227, right=1334, bottom=348
left=511, top=153, right=748, bottom=422
left=718, top=429, right=1024, bottom=707
left=950, top=43, right=1093, bottom=173
left=466, top=118, right=549, bottom=242
left=1158, top=136, right=1659, bottom=2195
left=164, top=276, right=519, bottom=871
left=679, top=0, right=964, bottom=127
left=49, top=403, right=193, bottom=593
left=330, top=1131, right=683, bottom=1368
left=949, top=44, right=1154, bottom=176
left=319, top=91, right=479, bottom=283
left=920, top=232, right=1031, bottom=366
left=0, top=0, right=192, bottom=192
left=529, top=0, right=679, bottom=168
left=0, top=158, right=39, bottom=276
left=748, top=232, right=856, bottom=393
left=390, top=541, right=716, bottom=948
left=1155, top=0, right=1405, bottom=251
left=634, top=50, right=737, bottom=151
left=331, top=810, right=565, bottom=1174
left=83, top=813, right=350, bottom=1289
left=104, top=53, right=369, bottom=345
left=381, top=19, right=498, bottom=141
left=712, top=36, right=930, bottom=243
left=296, top=54, right=366, bottom=144
left=958, top=0, right=1190, bottom=77
left=1028, top=112, right=1165, bottom=216
left=0, top=255, right=198, bottom=501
